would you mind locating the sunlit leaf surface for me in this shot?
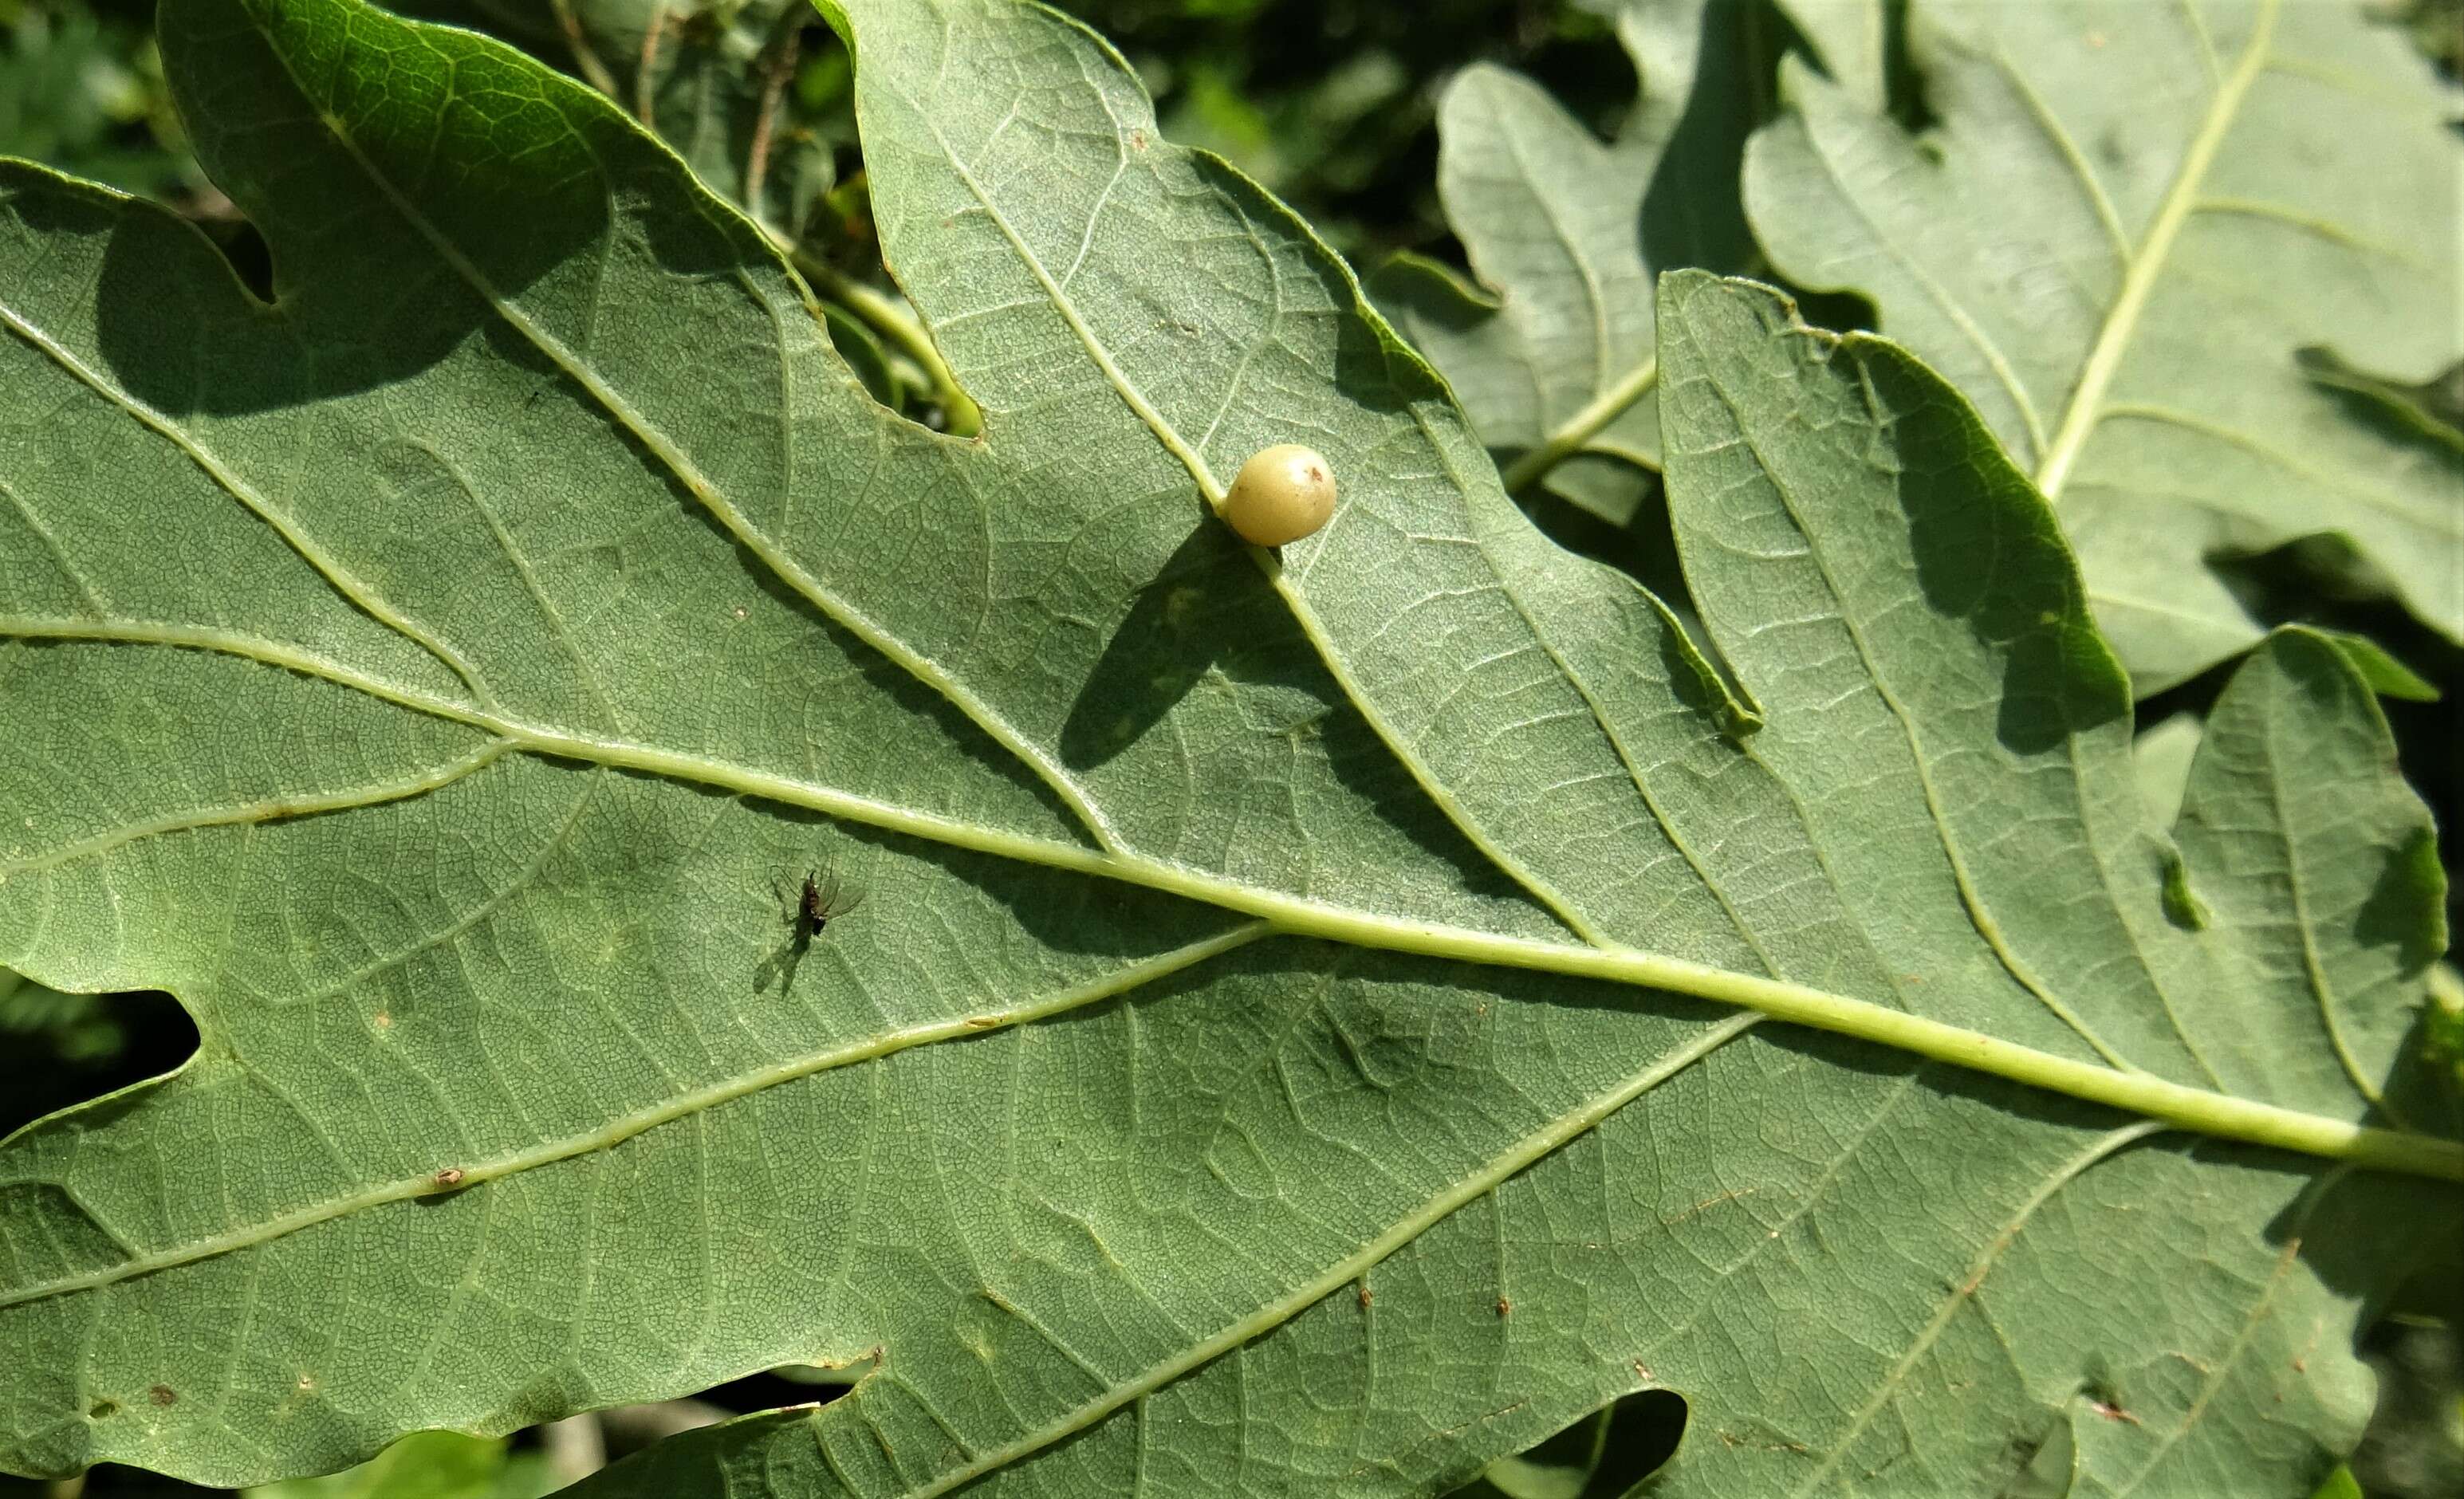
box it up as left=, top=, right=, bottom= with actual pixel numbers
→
left=0, top=1, right=2454, bottom=1493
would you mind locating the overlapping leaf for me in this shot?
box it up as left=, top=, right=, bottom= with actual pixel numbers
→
left=1746, top=0, right=2464, bottom=692
left=0, top=2, right=2455, bottom=1497
left=1369, top=0, right=1878, bottom=537
left=1370, top=0, right=1784, bottom=523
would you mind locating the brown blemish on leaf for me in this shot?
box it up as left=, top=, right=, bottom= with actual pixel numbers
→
left=148, top=1384, right=176, bottom=1407
left=1666, top=1186, right=1758, bottom=1226
left=1129, top=128, right=1148, bottom=150
left=1495, top=1296, right=1511, bottom=1318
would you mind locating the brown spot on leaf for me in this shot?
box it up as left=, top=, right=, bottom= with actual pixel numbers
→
left=1495, top=1296, right=1511, bottom=1318
left=148, top=1384, right=176, bottom=1407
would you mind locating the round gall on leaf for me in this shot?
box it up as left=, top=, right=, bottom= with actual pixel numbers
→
left=1222, top=444, right=1336, bottom=546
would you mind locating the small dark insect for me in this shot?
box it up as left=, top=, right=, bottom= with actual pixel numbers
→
left=789, top=867, right=864, bottom=942
left=755, top=864, right=864, bottom=996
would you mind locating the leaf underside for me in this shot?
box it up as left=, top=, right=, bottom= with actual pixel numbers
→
left=1746, top=0, right=2464, bottom=693
left=0, top=2, right=2453, bottom=1497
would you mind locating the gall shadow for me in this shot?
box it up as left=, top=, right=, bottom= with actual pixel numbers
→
left=1057, top=520, right=1533, bottom=912
left=1060, top=524, right=1242, bottom=773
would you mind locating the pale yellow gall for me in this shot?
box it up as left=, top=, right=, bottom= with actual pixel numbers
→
left=1222, top=444, right=1336, bottom=546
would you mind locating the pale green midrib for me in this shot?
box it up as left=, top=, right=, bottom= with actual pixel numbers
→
left=1790, top=1119, right=2168, bottom=1495
left=2033, top=0, right=2279, bottom=502
left=1694, top=360, right=2139, bottom=1073
left=2096, top=403, right=2464, bottom=535
left=1496, top=355, right=1660, bottom=494
left=6, top=6, right=2457, bottom=1357
left=1986, top=42, right=2131, bottom=266
left=2261, top=679, right=2386, bottom=1111
left=2193, top=196, right=2435, bottom=273
left=1790, top=97, right=2049, bottom=462
left=0, top=923, right=1273, bottom=1311
left=282, top=68, right=1125, bottom=861
left=895, top=1016, right=1765, bottom=1499
left=0, top=741, right=511, bottom=878
left=0, top=474, right=106, bottom=613
left=0, top=303, right=498, bottom=714
left=918, top=114, right=1612, bottom=951
left=1486, top=82, right=1616, bottom=396
left=5, top=612, right=2461, bottom=1196
left=2082, top=580, right=2256, bottom=634
left=0, top=615, right=1117, bottom=878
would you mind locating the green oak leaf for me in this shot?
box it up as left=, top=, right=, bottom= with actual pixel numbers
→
left=402, top=0, right=848, bottom=234
left=1744, top=0, right=2464, bottom=694
left=1771, top=0, right=1887, bottom=112
left=0, top=2, right=2455, bottom=1496
left=1370, top=0, right=1797, bottom=515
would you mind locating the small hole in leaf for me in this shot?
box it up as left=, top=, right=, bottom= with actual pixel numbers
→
left=1458, top=1387, right=1688, bottom=1495
left=0, top=986, right=199, bottom=1139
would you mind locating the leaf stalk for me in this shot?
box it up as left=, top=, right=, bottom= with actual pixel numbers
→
left=781, top=238, right=985, bottom=436
left=1498, top=355, right=1659, bottom=493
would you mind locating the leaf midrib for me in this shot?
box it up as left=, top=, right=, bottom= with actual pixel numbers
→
left=4, top=610, right=2457, bottom=1213
left=911, top=104, right=1614, bottom=950
left=0, top=922, right=1272, bottom=1311
left=1787, top=1118, right=2170, bottom=1497
left=13, top=0, right=2461, bottom=1320
left=2030, top=0, right=2280, bottom=500
left=10, top=0, right=2463, bottom=1332
left=890, top=1016, right=1762, bottom=1499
